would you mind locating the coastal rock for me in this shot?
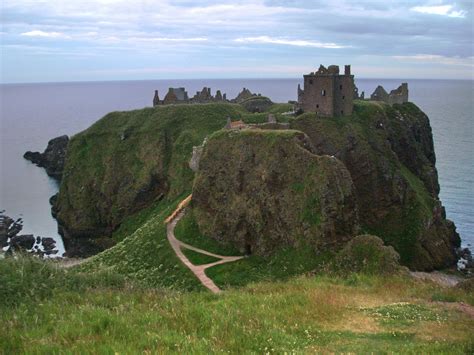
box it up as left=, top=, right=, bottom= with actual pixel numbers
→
left=192, top=130, right=359, bottom=255
left=10, top=234, right=35, bottom=250
left=24, top=135, right=69, bottom=180
left=0, top=213, right=60, bottom=256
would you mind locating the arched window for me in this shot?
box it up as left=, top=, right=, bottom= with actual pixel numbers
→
left=321, top=89, right=326, bottom=96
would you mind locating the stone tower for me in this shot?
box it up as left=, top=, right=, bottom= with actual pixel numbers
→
left=297, top=65, right=354, bottom=117
left=153, top=90, right=160, bottom=107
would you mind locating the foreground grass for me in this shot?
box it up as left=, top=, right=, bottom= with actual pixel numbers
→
left=1, top=258, right=473, bottom=353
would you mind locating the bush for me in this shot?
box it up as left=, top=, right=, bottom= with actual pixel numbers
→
left=334, top=235, right=402, bottom=275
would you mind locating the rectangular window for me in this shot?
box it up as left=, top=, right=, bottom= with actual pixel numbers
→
left=321, top=89, right=326, bottom=96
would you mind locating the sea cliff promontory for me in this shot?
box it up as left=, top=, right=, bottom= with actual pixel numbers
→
left=47, top=98, right=460, bottom=271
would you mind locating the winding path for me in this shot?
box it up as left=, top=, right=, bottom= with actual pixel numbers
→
left=166, top=196, right=244, bottom=293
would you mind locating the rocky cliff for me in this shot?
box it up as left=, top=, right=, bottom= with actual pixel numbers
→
left=192, top=130, right=359, bottom=255
left=290, top=101, right=460, bottom=270
left=24, top=135, right=69, bottom=180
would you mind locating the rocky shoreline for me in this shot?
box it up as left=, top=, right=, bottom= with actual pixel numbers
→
left=0, top=212, right=59, bottom=257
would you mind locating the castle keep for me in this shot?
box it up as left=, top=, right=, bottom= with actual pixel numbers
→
left=297, top=65, right=355, bottom=117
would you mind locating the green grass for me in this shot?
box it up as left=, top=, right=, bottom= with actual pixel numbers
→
left=2, top=259, right=473, bottom=353
left=181, top=248, right=221, bottom=265
left=78, top=196, right=204, bottom=291
left=174, top=209, right=240, bottom=256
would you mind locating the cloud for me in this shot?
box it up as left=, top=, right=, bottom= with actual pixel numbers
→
left=20, top=30, right=70, bottom=38
left=129, top=37, right=208, bottom=43
left=411, top=4, right=466, bottom=18
left=392, top=54, right=473, bottom=66
left=234, top=36, right=347, bottom=49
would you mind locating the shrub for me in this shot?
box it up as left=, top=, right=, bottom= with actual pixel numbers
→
left=334, top=234, right=402, bottom=275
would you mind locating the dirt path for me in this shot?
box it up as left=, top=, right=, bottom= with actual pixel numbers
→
left=410, top=271, right=463, bottom=287
left=166, top=196, right=243, bottom=293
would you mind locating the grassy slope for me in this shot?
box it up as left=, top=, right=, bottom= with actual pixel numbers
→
left=2, top=257, right=473, bottom=353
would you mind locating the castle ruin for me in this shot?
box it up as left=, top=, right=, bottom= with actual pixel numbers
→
left=370, top=83, right=408, bottom=106
left=297, top=65, right=355, bottom=117
left=153, top=87, right=261, bottom=107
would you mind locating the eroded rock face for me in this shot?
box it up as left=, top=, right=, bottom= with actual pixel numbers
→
left=192, top=130, right=359, bottom=255
left=24, top=135, right=69, bottom=180
left=291, top=102, right=460, bottom=270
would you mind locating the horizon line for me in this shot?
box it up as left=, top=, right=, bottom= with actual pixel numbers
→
left=1, top=77, right=473, bottom=85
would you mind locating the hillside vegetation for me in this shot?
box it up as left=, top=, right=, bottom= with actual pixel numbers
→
left=2, top=256, right=473, bottom=353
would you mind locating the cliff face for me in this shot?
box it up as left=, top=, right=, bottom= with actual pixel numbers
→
left=192, top=130, right=359, bottom=255
left=290, top=101, right=460, bottom=270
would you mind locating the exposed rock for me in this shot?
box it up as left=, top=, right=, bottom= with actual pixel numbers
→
left=24, top=135, right=69, bottom=180
left=10, top=234, right=35, bottom=250
left=192, top=129, right=359, bottom=255
left=0, top=213, right=59, bottom=257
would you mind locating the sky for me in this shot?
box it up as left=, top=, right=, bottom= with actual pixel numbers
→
left=1, top=0, right=473, bottom=83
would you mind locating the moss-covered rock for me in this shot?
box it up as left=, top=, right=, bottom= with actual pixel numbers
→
left=192, top=129, right=359, bottom=255
left=291, top=101, right=460, bottom=270
left=240, top=96, right=273, bottom=113
left=334, top=234, right=402, bottom=275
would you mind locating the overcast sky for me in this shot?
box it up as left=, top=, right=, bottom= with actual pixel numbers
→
left=1, top=0, right=473, bottom=83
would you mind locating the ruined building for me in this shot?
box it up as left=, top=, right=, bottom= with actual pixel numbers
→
left=297, top=65, right=355, bottom=117
left=153, top=87, right=259, bottom=106
left=153, top=86, right=228, bottom=106
left=370, top=83, right=408, bottom=106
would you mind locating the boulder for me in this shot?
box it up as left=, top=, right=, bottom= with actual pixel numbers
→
left=334, top=234, right=402, bottom=275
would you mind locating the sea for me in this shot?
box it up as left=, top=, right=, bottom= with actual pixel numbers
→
left=1, top=79, right=473, bottom=255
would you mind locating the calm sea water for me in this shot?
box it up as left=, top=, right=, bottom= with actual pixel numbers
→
left=0, top=79, right=472, bottom=254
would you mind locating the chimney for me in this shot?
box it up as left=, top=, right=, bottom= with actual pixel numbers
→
left=345, top=65, right=351, bottom=75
